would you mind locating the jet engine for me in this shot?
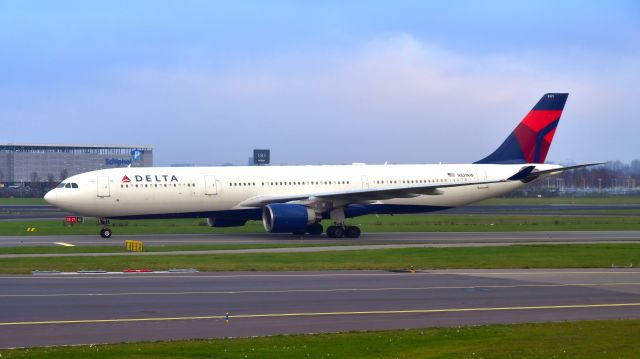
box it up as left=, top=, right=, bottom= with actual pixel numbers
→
left=262, top=203, right=317, bottom=233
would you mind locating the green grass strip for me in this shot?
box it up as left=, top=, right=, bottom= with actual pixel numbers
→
left=4, top=213, right=640, bottom=236
left=1, top=319, right=639, bottom=358
left=0, top=243, right=343, bottom=255
left=1, top=244, right=638, bottom=274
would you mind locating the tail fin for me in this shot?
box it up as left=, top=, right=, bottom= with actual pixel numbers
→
left=475, top=93, right=568, bottom=164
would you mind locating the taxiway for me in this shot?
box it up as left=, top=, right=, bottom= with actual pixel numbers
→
left=1, top=269, right=639, bottom=348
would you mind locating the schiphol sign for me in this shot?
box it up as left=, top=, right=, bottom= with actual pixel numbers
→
left=105, top=150, right=145, bottom=166
left=105, top=158, right=132, bottom=166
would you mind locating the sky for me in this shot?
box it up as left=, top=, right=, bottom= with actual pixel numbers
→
left=1, top=1, right=639, bottom=166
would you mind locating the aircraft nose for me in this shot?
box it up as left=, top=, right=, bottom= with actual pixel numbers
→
left=44, top=190, right=57, bottom=205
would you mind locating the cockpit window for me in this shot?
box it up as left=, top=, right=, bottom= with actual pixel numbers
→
left=59, top=182, right=78, bottom=189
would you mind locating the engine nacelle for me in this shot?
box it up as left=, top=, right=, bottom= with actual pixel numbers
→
left=262, top=204, right=316, bottom=233
left=207, top=217, right=248, bottom=228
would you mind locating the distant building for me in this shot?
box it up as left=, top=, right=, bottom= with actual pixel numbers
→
left=0, top=143, right=153, bottom=184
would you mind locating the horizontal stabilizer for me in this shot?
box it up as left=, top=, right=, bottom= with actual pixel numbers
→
left=522, top=162, right=604, bottom=183
left=507, top=166, right=536, bottom=181
left=532, top=162, right=604, bottom=175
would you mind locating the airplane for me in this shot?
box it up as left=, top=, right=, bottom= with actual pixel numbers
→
left=44, top=93, right=599, bottom=239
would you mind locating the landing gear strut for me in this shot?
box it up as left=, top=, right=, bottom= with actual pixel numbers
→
left=99, top=218, right=112, bottom=238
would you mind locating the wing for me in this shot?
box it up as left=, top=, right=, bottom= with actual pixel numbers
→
left=237, top=166, right=536, bottom=208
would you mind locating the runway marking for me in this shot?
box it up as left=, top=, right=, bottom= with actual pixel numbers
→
left=2, top=302, right=639, bottom=326
left=2, top=282, right=639, bottom=298
left=1, top=269, right=639, bottom=280
left=53, top=242, right=75, bottom=247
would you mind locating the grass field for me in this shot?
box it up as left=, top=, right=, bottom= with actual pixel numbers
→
left=479, top=195, right=640, bottom=205
left=1, top=244, right=638, bottom=274
left=2, top=319, right=638, bottom=358
left=0, top=197, right=47, bottom=205
left=3, top=213, right=640, bottom=236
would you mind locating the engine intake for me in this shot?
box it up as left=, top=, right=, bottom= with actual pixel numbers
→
left=262, top=204, right=316, bottom=233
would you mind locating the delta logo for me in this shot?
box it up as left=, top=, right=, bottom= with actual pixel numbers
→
left=122, top=174, right=179, bottom=183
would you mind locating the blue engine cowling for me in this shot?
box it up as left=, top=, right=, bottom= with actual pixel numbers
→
left=262, top=204, right=316, bottom=233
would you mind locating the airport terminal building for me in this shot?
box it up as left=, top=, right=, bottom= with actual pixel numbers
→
left=0, top=144, right=153, bottom=185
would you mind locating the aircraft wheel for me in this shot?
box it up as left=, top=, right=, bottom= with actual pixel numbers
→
left=345, top=226, right=361, bottom=238
left=306, top=223, right=323, bottom=235
left=100, top=228, right=112, bottom=238
left=332, top=226, right=344, bottom=238
left=326, top=225, right=336, bottom=238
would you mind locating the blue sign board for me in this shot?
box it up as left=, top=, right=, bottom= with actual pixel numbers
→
left=253, top=149, right=270, bottom=165
left=131, top=150, right=144, bottom=161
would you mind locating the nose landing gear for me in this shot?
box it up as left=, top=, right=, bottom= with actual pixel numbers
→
left=99, top=218, right=112, bottom=238
left=99, top=228, right=112, bottom=238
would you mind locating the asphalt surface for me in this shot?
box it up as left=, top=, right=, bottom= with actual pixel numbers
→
left=2, top=203, right=640, bottom=221
left=1, top=269, right=639, bottom=348
left=1, top=231, right=639, bottom=251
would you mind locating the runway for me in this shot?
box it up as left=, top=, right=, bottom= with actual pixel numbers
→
left=1, top=231, right=640, bottom=249
left=1, top=269, right=639, bottom=348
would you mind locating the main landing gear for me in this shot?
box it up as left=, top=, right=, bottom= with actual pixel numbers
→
left=297, top=222, right=361, bottom=238
left=99, top=218, right=112, bottom=238
left=325, top=207, right=361, bottom=238
left=326, top=224, right=360, bottom=238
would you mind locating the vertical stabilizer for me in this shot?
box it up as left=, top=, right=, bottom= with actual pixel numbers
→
left=475, top=93, right=568, bottom=164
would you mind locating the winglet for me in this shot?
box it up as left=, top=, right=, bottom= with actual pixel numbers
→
left=507, top=166, right=536, bottom=181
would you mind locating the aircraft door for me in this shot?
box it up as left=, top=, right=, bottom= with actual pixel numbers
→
left=361, top=175, right=370, bottom=189
left=97, top=176, right=111, bottom=197
left=476, top=170, right=489, bottom=189
left=204, top=175, right=218, bottom=195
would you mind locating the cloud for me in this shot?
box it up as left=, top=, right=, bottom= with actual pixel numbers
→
left=2, top=34, right=638, bottom=165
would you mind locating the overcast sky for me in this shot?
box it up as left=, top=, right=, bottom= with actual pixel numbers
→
left=1, top=1, right=638, bottom=166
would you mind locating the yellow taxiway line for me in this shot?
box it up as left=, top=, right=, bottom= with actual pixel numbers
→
left=2, top=302, right=639, bottom=326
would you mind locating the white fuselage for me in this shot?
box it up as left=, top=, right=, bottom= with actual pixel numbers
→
left=44, top=163, right=558, bottom=219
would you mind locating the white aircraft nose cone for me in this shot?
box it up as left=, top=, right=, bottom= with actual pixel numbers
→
left=44, top=190, right=57, bottom=205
